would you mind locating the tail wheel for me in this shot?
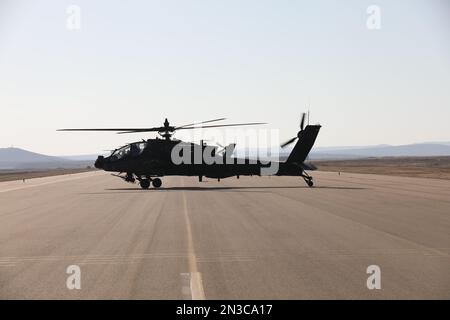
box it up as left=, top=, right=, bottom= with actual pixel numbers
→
left=140, top=179, right=150, bottom=189
left=152, top=178, right=162, bottom=188
left=303, top=175, right=314, bottom=188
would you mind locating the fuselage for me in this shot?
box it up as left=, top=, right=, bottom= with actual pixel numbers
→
left=95, top=138, right=308, bottom=178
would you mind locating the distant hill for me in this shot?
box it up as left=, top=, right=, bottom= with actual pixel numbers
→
left=59, top=154, right=99, bottom=161
left=0, top=147, right=62, bottom=163
left=309, top=143, right=450, bottom=160
left=0, top=148, right=94, bottom=170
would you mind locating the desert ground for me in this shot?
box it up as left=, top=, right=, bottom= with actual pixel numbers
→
left=315, top=156, right=450, bottom=180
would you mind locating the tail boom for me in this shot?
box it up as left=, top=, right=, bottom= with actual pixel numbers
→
left=286, top=125, right=321, bottom=164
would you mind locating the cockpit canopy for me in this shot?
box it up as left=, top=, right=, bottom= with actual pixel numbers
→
left=110, top=142, right=147, bottom=161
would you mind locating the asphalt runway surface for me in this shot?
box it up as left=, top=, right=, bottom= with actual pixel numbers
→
left=0, top=171, right=449, bottom=299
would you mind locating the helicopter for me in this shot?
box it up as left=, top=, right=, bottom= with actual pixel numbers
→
left=58, top=114, right=321, bottom=189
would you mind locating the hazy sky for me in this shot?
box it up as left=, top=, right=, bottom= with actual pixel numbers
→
left=0, top=0, right=449, bottom=155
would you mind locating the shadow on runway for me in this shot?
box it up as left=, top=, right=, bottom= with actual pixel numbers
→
left=80, top=185, right=366, bottom=194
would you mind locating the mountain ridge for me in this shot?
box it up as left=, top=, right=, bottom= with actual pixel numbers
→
left=2, top=142, right=450, bottom=169
left=0, top=148, right=94, bottom=170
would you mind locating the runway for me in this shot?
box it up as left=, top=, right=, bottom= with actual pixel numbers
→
left=0, top=171, right=449, bottom=299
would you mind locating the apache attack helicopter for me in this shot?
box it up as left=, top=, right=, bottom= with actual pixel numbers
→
left=58, top=114, right=321, bottom=189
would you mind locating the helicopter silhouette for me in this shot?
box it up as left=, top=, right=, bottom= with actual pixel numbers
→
left=58, top=114, right=321, bottom=189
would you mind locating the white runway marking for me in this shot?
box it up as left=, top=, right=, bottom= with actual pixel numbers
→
left=181, top=178, right=206, bottom=300
left=0, top=252, right=259, bottom=267
left=180, top=272, right=206, bottom=300
left=0, top=171, right=105, bottom=193
left=190, top=272, right=205, bottom=300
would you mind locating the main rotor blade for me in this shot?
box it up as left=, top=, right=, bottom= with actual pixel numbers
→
left=300, top=113, right=306, bottom=131
left=116, top=130, right=155, bottom=134
left=175, top=118, right=226, bottom=129
left=58, top=120, right=265, bottom=134
left=281, top=137, right=297, bottom=148
left=57, top=127, right=161, bottom=132
left=115, top=127, right=170, bottom=134
left=177, top=122, right=266, bottom=130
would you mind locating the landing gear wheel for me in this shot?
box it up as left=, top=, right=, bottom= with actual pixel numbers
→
left=152, top=178, right=162, bottom=188
left=140, top=179, right=150, bottom=189
left=307, top=179, right=314, bottom=188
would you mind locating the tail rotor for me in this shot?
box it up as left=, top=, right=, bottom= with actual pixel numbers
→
left=280, top=113, right=306, bottom=148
